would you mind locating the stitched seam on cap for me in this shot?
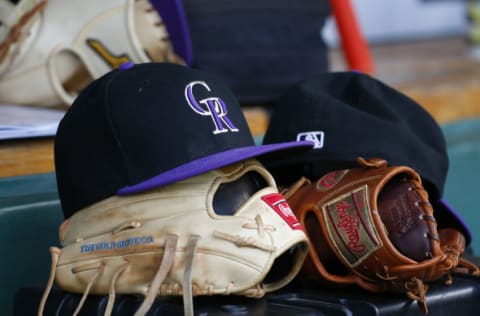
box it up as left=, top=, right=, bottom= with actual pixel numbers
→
left=104, top=70, right=133, bottom=183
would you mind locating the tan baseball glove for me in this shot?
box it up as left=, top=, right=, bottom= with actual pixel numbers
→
left=283, top=157, right=479, bottom=314
left=0, top=0, right=185, bottom=107
left=38, top=159, right=309, bottom=316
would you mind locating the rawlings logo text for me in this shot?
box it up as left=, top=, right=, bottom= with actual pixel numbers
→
left=278, top=203, right=295, bottom=218
left=323, top=186, right=382, bottom=267
left=80, top=236, right=154, bottom=253
left=262, top=193, right=303, bottom=231
left=336, top=201, right=366, bottom=253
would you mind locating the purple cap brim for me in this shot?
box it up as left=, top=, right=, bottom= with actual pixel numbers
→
left=150, top=0, right=193, bottom=65
left=117, top=140, right=313, bottom=195
left=436, top=198, right=472, bottom=245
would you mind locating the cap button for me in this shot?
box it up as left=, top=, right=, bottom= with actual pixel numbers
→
left=118, top=62, right=135, bottom=70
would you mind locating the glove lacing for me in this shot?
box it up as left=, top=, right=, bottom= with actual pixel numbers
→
left=281, top=177, right=311, bottom=200
left=405, top=277, right=429, bottom=314
left=37, top=233, right=201, bottom=316
left=0, top=0, right=46, bottom=71
left=214, top=214, right=277, bottom=253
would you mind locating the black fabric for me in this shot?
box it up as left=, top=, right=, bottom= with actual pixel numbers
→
left=55, top=62, right=253, bottom=218
left=182, top=0, right=331, bottom=105
left=261, top=71, right=449, bottom=199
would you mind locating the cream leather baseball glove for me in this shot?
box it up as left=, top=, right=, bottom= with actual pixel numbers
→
left=0, top=0, right=185, bottom=107
left=38, top=159, right=309, bottom=316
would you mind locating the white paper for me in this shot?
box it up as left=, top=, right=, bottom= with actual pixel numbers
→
left=0, top=103, right=66, bottom=141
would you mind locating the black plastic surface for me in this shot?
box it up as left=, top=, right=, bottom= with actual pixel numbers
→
left=15, top=274, right=480, bottom=316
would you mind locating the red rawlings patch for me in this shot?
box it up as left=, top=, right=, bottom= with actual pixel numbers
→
left=262, top=193, right=303, bottom=231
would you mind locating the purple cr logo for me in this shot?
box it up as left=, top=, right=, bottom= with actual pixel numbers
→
left=185, top=81, right=239, bottom=134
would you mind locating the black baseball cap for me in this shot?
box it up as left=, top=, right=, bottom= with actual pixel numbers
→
left=261, top=71, right=471, bottom=244
left=54, top=62, right=313, bottom=218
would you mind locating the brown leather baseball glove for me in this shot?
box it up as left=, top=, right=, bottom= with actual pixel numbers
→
left=283, top=157, right=479, bottom=313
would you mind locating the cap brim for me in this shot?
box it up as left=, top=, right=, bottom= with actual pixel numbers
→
left=117, top=140, right=313, bottom=195
left=150, top=0, right=193, bottom=65
left=434, top=198, right=472, bottom=246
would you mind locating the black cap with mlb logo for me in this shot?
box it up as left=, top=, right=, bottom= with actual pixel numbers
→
left=261, top=71, right=471, bottom=243
left=54, top=62, right=312, bottom=218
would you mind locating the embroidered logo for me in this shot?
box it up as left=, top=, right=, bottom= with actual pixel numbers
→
left=316, top=169, right=349, bottom=191
left=262, top=193, right=303, bottom=231
left=296, top=131, right=324, bottom=149
left=336, top=200, right=365, bottom=253
left=86, top=38, right=132, bottom=69
left=322, top=186, right=381, bottom=267
left=185, top=81, right=239, bottom=134
left=80, top=236, right=154, bottom=253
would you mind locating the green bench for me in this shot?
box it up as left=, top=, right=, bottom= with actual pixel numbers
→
left=0, top=172, right=63, bottom=316
left=443, top=118, right=480, bottom=255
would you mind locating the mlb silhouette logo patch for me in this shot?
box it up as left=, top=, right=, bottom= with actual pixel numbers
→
left=297, top=131, right=324, bottom=149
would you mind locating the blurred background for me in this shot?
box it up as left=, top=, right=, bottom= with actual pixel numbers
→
left=324, top=0, right=480, bottom=125
left=241, top=0, right=480, bottom=131
left=2, top=1, right=480, bottom=315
